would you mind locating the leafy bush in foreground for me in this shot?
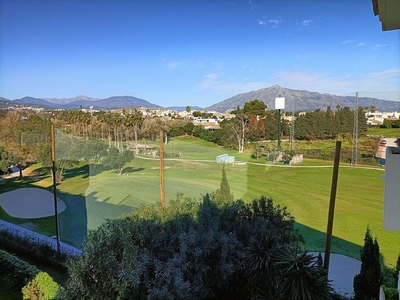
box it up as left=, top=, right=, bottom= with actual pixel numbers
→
left=61, top=194, right=332, bottom=299
left=0, top=249, right=39, bottom=291
left=0, top=227, right=69, bottom=270
left=22, top=271, right=62, bottom=300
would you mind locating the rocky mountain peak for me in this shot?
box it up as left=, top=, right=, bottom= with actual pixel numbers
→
left=76, top=95, right=92, bottom=100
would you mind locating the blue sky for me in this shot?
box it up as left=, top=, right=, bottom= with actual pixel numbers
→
left=1, top=0, right=399, bottom=107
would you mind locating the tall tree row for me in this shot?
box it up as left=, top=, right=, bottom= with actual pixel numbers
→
left=295, top=106, right=367, bottom=140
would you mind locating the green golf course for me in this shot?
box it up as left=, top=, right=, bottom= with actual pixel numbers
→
left=1, top=135, right=399, bottom=267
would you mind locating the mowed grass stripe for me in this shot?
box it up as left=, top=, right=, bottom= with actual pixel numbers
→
left=2, top=136, right=398, bottom=266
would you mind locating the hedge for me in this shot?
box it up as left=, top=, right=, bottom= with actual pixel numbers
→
left=0, top=249, right=39, bottom=290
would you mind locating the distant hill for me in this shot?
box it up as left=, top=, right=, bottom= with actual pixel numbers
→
left=12, top=96, right=60, bottom=108
left=3, top=86, right=400, bottom=112
left=44, top=95, right=99, bottom=105
left=205, top=84, right=400, bottom=112
left=7, top=95, right=162, bottom=110
left=63, top=96, right=162, bottom=110
left=0, top=97, right=13, bottom=108
left=167, top=106, right=204, bottom=112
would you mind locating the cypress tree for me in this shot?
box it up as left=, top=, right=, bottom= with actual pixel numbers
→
left=353, top=227, right=382, bottom=300
left=214, top=164, right=234, bottom=205
left=394, top=254, right=400, bottom=287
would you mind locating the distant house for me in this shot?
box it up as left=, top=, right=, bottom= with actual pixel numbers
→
left=365, top=110, right=399, bottom=126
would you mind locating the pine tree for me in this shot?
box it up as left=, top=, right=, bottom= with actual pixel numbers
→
left=214, top=164, right=234, bottom=206
left=353, top=227, right=382, bottom=300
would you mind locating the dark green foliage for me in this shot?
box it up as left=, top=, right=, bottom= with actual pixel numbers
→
left=0, top=249, right=39, bottom=291
left=0, top=146, right=17, bottom=173
left=295, top=106, right=367, bottom=140
left=263, top=109, right=290, bottom=140
left=0, top=228, right=69, bottom=270
left=278, top=251, right=331, bottom=300
left=191, top=125, right=218, bottom=143
left=102, top=147, right=134, bottom=174
left=182, top=121, right=195, bottom=135
left=395, top=254, right=400, bottom=284
left=61, top=195, right=324, bottom=300
left=243, top=99, right=267, bottom=116
left=392, top=120, right=400, bottom=128
left=353, top=228, right=382, bottom=300
left=192, top=111, right=213, bottom=118
left=382, top=286, right=399, bottom=300
left=330, top=292, right=354, bottom=300
left=79, top=139, right=108, bottom=163
left=213, top=164, right=234, bottom=205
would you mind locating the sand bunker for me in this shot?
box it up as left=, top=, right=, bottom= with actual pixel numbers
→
left=0, top=188, right=66, bottom=218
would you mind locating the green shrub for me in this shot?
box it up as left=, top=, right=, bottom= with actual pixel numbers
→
left=22, top=271, right=61, bottom=300
left=353, top=228, right=381, bottom=300
left=0, top=249, right=39, bottom=290
left=382, top=286, right=399, bottom=300
left=61, top=195, right=334, bottom=300
left=0, top=228, right=69, bottom=270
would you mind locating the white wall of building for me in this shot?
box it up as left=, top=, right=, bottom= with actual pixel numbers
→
left=382, top=146, right=400, bottom=231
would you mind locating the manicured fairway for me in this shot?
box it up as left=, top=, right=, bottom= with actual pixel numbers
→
left=1, top=136, right=399, bottom=267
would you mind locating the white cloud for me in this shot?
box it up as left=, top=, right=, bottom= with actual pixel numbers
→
left=301, top=19, right=313, bottom=27
left=273, top=68, right=400, bottom=101
left=372, top=43, right=391, bottom=50
left=269, top=17, right=283, bottom=28
left=167, top=62, right=181, bottom=69
left=357, top=42, right=365, bottom=47
left=296, top=19, right=314, bottom=30
left=341, top=39, right=353, bottom=44
left=258, top=20, right=266, bottom=26
left=198, top=72, right=266, bottom=94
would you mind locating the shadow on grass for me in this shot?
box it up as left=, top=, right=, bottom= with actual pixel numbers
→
left=1, top=175, right=140, bottom=249
left=62, top=164, right=90, bottom=180
left=0, top=173, right=51, bottom=193
left=122, top=166, right=145, bottom=173
left=295, top=222, right=362, bottom=260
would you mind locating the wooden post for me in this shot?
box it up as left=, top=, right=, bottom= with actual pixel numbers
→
left=159, top=129, right=165, bottom=209
left=324, top=140, right=341, bottom=272
left=51, top=124, right=61, bottom=252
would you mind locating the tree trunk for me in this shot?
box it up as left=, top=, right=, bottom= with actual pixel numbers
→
left=134, top=128, right=139, bottom=154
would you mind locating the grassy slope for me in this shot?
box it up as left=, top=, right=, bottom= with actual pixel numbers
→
left=1, top=134, right=399, bottom=266
left=367, top=127, right=400, bottom=137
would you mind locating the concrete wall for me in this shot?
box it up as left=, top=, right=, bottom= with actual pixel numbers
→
left=383, top=147, right=400, bottom=231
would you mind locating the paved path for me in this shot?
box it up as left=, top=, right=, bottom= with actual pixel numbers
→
left=311, top=252, right=360, bottom=297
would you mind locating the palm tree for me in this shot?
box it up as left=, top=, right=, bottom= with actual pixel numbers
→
left=131, top=108, right=143, bottom=154
left=278, top=251, right=332, bottom=300
left=103, top=113, right=113, bottom=148
left=244, top=235, right=287, bottom=299
left=94, top=111, right=107, bottom=140
left=120, top=109, right=144, bottom=153
left=245, top=235, right=332, bottom=300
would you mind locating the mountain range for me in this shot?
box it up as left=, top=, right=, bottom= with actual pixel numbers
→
left=1, top=85, right=400, bottom=112
left=205, top=85, right=400, bottom=113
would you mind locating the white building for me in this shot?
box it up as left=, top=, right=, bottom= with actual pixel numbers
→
left=365, top=110, right=400, bottom=125
left=382, top=146, right=400, bottom=231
